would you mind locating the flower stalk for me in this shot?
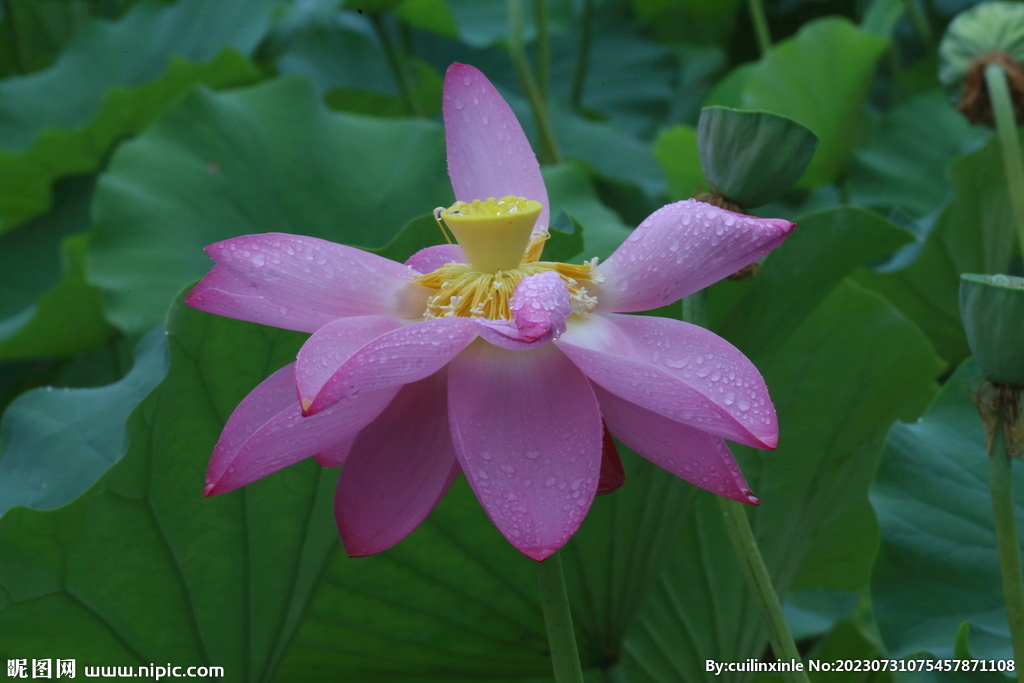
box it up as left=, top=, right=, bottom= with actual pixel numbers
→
left=990, top=421, right=1024, bottom=680
left=370, top=13, right=422, bottom=118
left=571, top=0, right=594, bottom=109
left=536, top=551, right=586, bottom=683
left=683, top=290, right=809, bottom=683
left=748, top=0, right=772, bottom=57
left=508, top=0, right=562, bottom=164
left=719, top=498, right=809, bottom=683
left=985, top=62, right=1024, bottom=259
left=535, top=0, right=550, bottom=99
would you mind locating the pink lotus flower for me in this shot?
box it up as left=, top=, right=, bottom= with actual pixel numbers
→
left=187, top=63, right=794, bottom=561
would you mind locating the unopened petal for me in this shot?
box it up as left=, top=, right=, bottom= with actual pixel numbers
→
left=598, top=200, right=794, bottom=313
left=186, top=233, right=424, bottom=332
left=444, top=63, right=549, bottom=234
left=595, top=385, right=758, bottom=504
left=475, top=271, right=571, bottom=350
left=306, top=317, right=477, bottom=415
left=448, top=341, right=603, bottom=561
left=205, top=364, right=398, bottom=495
left=336, top=371, right=460, bottom=557
left=557, top=314, right=778, bottom=449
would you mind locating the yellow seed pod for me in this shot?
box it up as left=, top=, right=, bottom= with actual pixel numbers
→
left=438, top=196, right=543, bottom=273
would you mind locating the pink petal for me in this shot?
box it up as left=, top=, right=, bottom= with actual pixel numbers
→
left=597, top=200, right=794, bottom=313
left=306, top=317, right=478, bottom=415
left=315, top=439, right=353, bottom=468
left=295, top=316, right=404, bottom=411
left=406, top=244, right=466, bottom=273
left=594, top=385, right=759, bottom=504
left=557, top=313, right=778, bottom=449
left=448, top=342, right=603, bottom=561
left=186, top=233, right=425, bottom=332
left=336, top=371, right=460, bottom=556
left=205, top=363, right=398, bottom=495
left=444, top=63, right=550, bottom=234
left=475, top=271, right=571, bottom=350
left=596, top=424, right=626, bottom=495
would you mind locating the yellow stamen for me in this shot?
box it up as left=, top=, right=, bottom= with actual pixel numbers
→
left=438, top=196, right=542, bottom=273
left=415, top=260, right=601, bottom=321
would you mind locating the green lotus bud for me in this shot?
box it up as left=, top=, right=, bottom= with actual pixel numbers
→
left=696, top=106, right=818, bottom=210
left=939, top=1, right=1024, bottom=126
left=960, top=274, right=1024, bottom=387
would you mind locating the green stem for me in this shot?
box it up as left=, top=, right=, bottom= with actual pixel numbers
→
left=682, top=290, right=709, bottom=328
left=990, top=421, right=1024, bottom=681
left=719, top=498, right=809, bottom=683
left=536, top=552, right=585, bottom=683
left=683, top=291, right=808, bottom=683
left=370, top=13, right=422, bottom=118
left=570, top=0, right=594, bottom=109
left=508, top=0, right=562, bottom=165
left=986, top=63, right=1024, bottom=261
left=901, top=0, right=933, bottom=46
left=602, top=662, right=629, bottom=683
left=3, top=0, right=27, bottom=73
left=534, top=0, right=549, bottom=99
left=748, top=0, right=771, bottom=57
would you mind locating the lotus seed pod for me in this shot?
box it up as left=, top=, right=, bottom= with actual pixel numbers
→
left=959, top=274, right=1024, bottom=386
left=939, top=2, right=1024, bottom=125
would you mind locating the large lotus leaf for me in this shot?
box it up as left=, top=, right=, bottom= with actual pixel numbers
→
left=872, top=358, right=1021, bottom=662
left=0, top=175, right=113, bottom=359
left=847, top=90, right=987, bottom=218
left=443, top=0, right=575, bottom=48
left=740, top=18, right=889, bottom=188
left=274, top=9, right=398, bottom=98
left=276, top=452, right=693, bottom=681
left=0, top=297, right=342, bottom=680
left=0, top=0, right=272, bottom=232
left=621, top=280, right=942, bottom=682
left=709, top=206, right=916, bottom=367
left=541, top=163, right=633, bottom=261
left=0, top=292, right=706, bottom=682
left=653, top=124, right=704, bottom=200
left=87, top=77, right=452, bottom=336
left=855, top=132, right=1020, bottom=366
left=546, top=22, right=677, bottom=139
left=0, top=327, right=168, bottom=518
left=548, top=104, right=666, bottom=199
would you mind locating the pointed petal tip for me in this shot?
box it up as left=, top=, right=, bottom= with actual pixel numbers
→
left=746, top=493, right=761, bottom=506
left=525, top=547, right=559, bottom=562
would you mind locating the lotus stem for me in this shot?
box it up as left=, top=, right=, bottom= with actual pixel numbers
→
left=535, top=0, right=550, bottom=99
left=748, top=0, right=772, bottom=57
left=989, top=421, right=1024, bottom=681
left=3, top=0, right=28, bottom=74
left=985, top=63, right=1024, bottom=261
left=571, top=0, right=594, bottom=109
left=602, top=662, right=629, bottom=683
left=370, top=13, right=422, bottom=118
left=536, top=551, right=585, bottom=683
left=719, top=497, right=809, bottom=683
left=901, top=0, right=933, bottom=46
left=683, top=290, right=808, bottom=683
left=508, top=0, right=562, bottom=165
